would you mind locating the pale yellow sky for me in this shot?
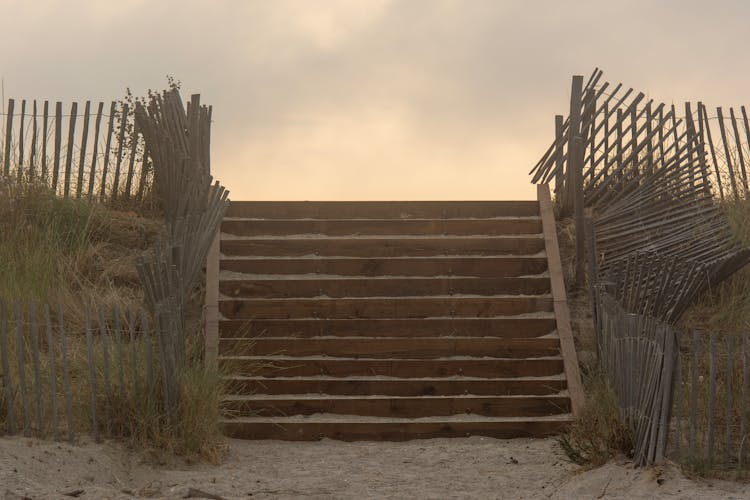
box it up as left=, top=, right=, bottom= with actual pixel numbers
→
left=2, top=0, right=750, bottom=200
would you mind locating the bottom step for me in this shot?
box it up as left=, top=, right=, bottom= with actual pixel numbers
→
left=222, top=414, right=572, bottom=441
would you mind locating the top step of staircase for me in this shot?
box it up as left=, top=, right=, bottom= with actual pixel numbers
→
left=225, top=201, right=540, bottom=219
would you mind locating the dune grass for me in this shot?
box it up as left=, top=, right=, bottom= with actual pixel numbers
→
left=0, top=176, right=225, bottom=462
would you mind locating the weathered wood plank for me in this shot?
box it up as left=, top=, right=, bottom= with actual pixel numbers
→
left=538, top=184, right=585, bottom=417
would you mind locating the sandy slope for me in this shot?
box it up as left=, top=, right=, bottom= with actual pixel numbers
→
left=2, top=436, right=748, bottom=499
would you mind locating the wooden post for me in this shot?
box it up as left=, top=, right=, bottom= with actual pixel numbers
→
left=574, top=135, right=586, bottom=287
left=205, top=227, right=221, bottom=370
left=554, top=115, right=564, bottom=203
left=564, top=75, right=584, bottom=216
left=538, top=184, right=585, bottom=417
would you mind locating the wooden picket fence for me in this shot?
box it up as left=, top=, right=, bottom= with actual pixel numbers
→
left=0, top=98, right=151, bottom=203
left=0, top=298, right=166, bottom=442
left=596, top=289, right=750, bottom=469
left=596, top=291, right=678, bottom=465
left=671, top=330, right=750, bottom=469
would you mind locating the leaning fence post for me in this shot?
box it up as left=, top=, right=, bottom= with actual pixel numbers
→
left=564, top=75, right=584, bottom=216
left=554, top=114, right=564, bottom=204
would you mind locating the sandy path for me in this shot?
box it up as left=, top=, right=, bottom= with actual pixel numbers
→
left=2, top=436, right=748, bottom=499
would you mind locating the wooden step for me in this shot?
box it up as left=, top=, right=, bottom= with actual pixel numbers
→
left=220, top=236, right=545, bottom=258
left=221, top=394, right=571, bottom=418
left=226, top=201, right=540, bottom=219
left=220, top=256, right=548, bottom=277
left=219, top=317, right=557, bottom=338
left=221, top=414, right=571, bottom=441
left=219, top=337, right=561, bottom=358
left=219, top=357, right=565, bottom=378
left=220, top=296, right=553, bottom=319
left=219, top=276, right=550, bottom=298
left=221, top=218, right=542, bottom=237
left=223, top=376, right=568, bottom=396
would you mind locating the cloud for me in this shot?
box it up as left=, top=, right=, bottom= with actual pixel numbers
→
left=2, top=0, right=750, bottom=199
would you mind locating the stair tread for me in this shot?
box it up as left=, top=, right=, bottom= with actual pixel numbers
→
left=222, top=413, right=572, bottom=423
left=223, top=374, right=567, bottom=381
left=223, top=217, right=542, bottom=221
left=223, top=394, right=569, bottom=400
left=221, top=355, right=564, bottom=361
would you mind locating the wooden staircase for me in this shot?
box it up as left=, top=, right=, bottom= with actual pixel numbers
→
left=211, top=188, right=583, bottom=440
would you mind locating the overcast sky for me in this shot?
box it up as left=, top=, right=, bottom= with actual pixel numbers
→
left=2, top=0, right=749, bottom=200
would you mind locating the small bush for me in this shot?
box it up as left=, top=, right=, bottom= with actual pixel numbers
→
left=558, top=366, right=633, bottom=467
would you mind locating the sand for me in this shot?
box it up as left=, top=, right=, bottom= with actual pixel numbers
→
left=2, top=436, right=749, bottom=499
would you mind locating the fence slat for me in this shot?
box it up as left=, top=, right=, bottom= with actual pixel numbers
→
left=84, top=303, right=99, bottom=442
left=142, top=312, right=154, bottom=399
left=742, top=335, right=749, bottom=467
left=113, top=305, right=126, bottom=399
left=100, top=102, right=117, bottom=201
left=29, top=302, right=44, bottom=436
left=41, top=101, right=49, bottom=181
left=57, top=305, right=74, bottom=442
left=707, top=332, right=717, bottom=463
left=52, top=102, right=62, bottom=192
left=716, top=107, right=740, bottom=199
left=87, top=102, right=104, bottom=199
left=128, top=309, right=139, bottom=399
left=3, top=99, right=14, bottom=175
left=15, top=301, right=30, bottom=437
left=0, top=300, right=14, bottom=435
left=98, top=306, right=112, bottom=436
left=63, top=102, right=78, bottom=198
left=75, top=100, right=91, bottom=198
left=690, top=329, right=699, bottom=452
left=17, top=99, right=25, bottom=179
left=124, top=121, right=139, bottom=199
left=111, top=103, right=129, bottom=200
left=726, top=335, right=734, bottom=463
left=30, top=100, right=37, bottom=179
left=729, top=108, right=749, bottom=194
left=44, top=304, right=58, bottom=439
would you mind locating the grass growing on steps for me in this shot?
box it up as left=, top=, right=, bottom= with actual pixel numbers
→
left=0, top=177, right=225, bottom=463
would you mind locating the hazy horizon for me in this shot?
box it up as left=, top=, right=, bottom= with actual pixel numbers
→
left=2, top=0, right=750, bottom=200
